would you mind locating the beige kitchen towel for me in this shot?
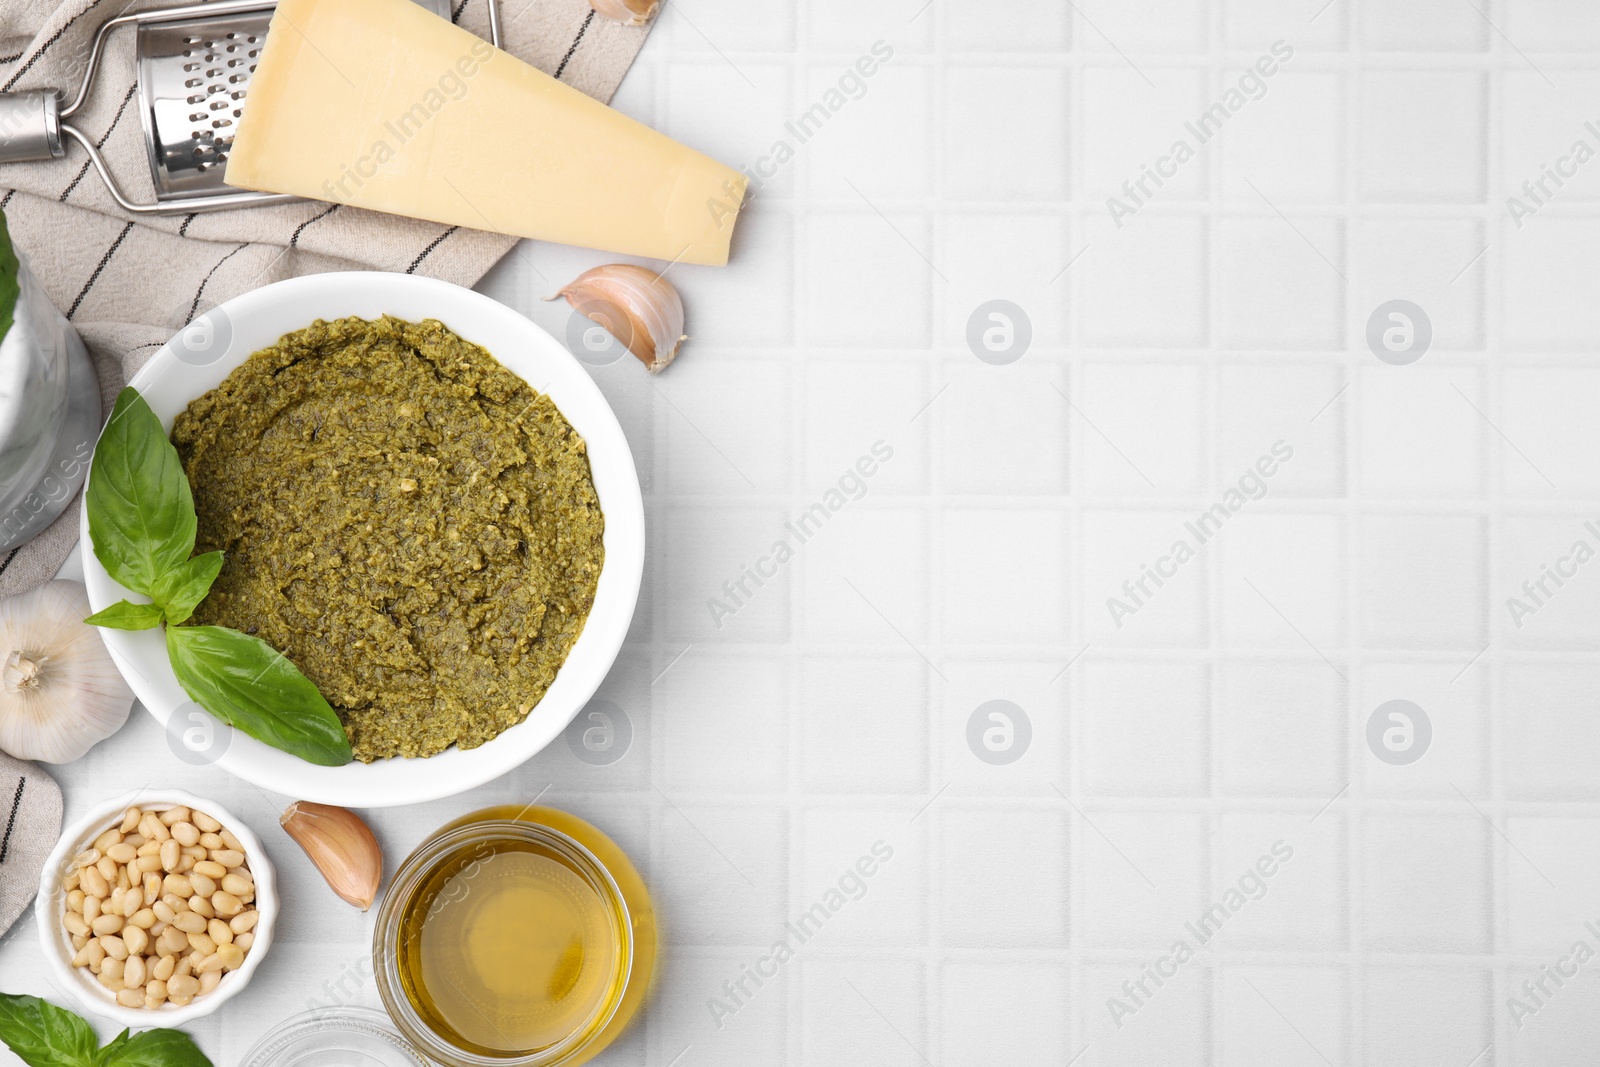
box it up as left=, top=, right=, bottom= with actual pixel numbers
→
left=0, top=0, right=655, bottom=599
left=0, top=755, right=61, bottom=941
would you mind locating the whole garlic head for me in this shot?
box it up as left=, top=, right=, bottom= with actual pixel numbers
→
left=0, top=580, right=133, bottom=763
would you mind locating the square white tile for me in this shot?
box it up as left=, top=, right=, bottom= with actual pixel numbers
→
left=940, top=962, right=1071, bottom=1067
left=1360, top=814, right=1491, bottom=953
left=1358, top=513, right=1487, bottom=649
left=943, top=63, right=1070, bottom=201
left=1079, top=217, right=1209, bottom=346
left=1358, top=72, right=1487, bottom=201
left=798, top=654, right=929, bottom=794
left=939, top=507, right=1070, bottom=645
left=1080, top=659, right=1210, bottom=796
left=1216, top=659, right=1346, bottom=796
left=1216, top=216, right=1345, bottom=349
left=1081, top=509, right=1208, bottom=647
left=938, top=805, right=1069, bottom=947
left=1217, top=512, right=1345, bottom=651
left=1078, top=362, right=1205, bottom=495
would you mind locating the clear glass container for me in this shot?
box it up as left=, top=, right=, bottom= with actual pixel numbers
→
left=240, top=1007, right=431, bottom=1067
left=373, top=806, right=656, bottom=1067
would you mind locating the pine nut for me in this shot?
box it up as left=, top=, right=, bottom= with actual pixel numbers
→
left=188, top=874, right=217, bottom=898
left=91, top=914, right=124, bottom=935
left=124, top=955, right=146, bottom=989
left=193, top=860, right=226, bottom=879
left=210, top=850, right=245, bottom=868
left=172, top=911, right=206, bottom=933
left=159, top=807, right=190, bottom=827
left=172, top=823, right=200, bottom=847
left=106, top=843, right=137, bottom=864
left=100, top=935, right=128, bottom=961
left=229, top=910, right=258, bottom=934
left=211, top=892, right=243, bottom=918
left=80, top=866, right=107, bottom=897
left=198, top=969, right=221, bottom=995
left=191, top=811, right=221, bottom=833
left=119, top=807, right=141, bottom=833
left=122, top=926, right=149, bottom=957
left=152, top=955, right=175, bottom=982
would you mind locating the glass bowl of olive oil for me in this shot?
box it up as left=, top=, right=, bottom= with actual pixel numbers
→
left=373, top=806, right=656, bottom=1067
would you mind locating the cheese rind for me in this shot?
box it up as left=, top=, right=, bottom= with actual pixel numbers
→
left=227, top=0, right=745, bottom=266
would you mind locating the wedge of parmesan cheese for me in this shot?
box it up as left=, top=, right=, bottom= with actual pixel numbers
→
left=226, top=0, right=746, bottom=265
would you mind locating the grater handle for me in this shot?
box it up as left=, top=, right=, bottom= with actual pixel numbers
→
left=0, top=91, right=65, bottom=164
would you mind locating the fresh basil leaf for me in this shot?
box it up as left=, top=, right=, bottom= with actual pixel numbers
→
left=92, top=1030, right=128, bottom=1067
left=0, top=211, right=20, bottom=347
left=96, top=1029, right=210, bottom=1067
left=151, top=551, right=224, bottom=625
left=166, top=625, right=352, bottom=767
left=86, top=389, right=197, bottom=597
left=0, top=993, right=98, bottom=1067
left=84, top=600, right=166, bottom=631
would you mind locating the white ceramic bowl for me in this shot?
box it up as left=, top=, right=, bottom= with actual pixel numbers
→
left=36, top=789, right=277, bottom=1027
left=80, top=273, right=644, bottom=807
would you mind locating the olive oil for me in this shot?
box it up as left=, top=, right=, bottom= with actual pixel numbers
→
left=380, top=807, right=656, bottom=1067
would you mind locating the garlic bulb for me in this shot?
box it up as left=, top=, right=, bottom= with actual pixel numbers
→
left=0, top=581, right=132, bottom=763
left=281, top=800, right=383, bottom=910
left=590, top=0, right=658, bottom=26
left=551, top=264, right=686, bottom=373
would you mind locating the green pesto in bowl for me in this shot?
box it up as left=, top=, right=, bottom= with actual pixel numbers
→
left=171, top=315, right=604, bottom=761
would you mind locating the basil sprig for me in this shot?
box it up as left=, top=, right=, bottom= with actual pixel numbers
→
left=84, top=387, right=352, bottom=767
left=0, top=994, right=210, bottom=1067
left=0, top=211, right=20, bottom=346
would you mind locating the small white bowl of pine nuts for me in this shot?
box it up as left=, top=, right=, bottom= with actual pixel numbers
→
left=35, top=790, right=276, bottom=1026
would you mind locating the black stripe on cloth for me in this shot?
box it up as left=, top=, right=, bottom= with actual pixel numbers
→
left=0, top=51, right=23, bottom=65
left=178, top=213, right=197, bottom=237
left=67, top=220, right=133, bottom=319
left=290, top=202, right=340, bottom=247
left=0, top=190, right=14, bottom=210
left=406, top=226, right=457, bottom=273
left=451, top=0, right=470, bottom=20
left=0, top=549, right=16, bottom=580
left=0, top=777, right=24, bottom=863
left=61, top=82, right=137, bottom=202
left=187, top=241, right=248, bottom=322
left=3, top=0, right=110, bottom=91
left=554, top=9, right=596, bottom=80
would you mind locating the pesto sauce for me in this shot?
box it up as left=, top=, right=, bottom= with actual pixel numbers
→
left=171, top=316, right=604, bottom=761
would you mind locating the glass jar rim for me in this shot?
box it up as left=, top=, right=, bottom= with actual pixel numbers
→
left=371, top=819, right=635, bottom=1067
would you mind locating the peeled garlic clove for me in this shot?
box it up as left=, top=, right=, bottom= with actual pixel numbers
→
left=280, top=801, right=382, bottom=910
left=551, top=264, right=686, bottom=373
left=590, top=0, right=658, bottom=26
left=0, top=580, right=132, bottom=763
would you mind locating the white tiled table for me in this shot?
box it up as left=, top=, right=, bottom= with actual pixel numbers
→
left=10, top=1, right=1600, bottom=1064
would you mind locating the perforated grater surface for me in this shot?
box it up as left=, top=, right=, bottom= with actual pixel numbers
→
left=0, top=0, right=498, bottom=215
